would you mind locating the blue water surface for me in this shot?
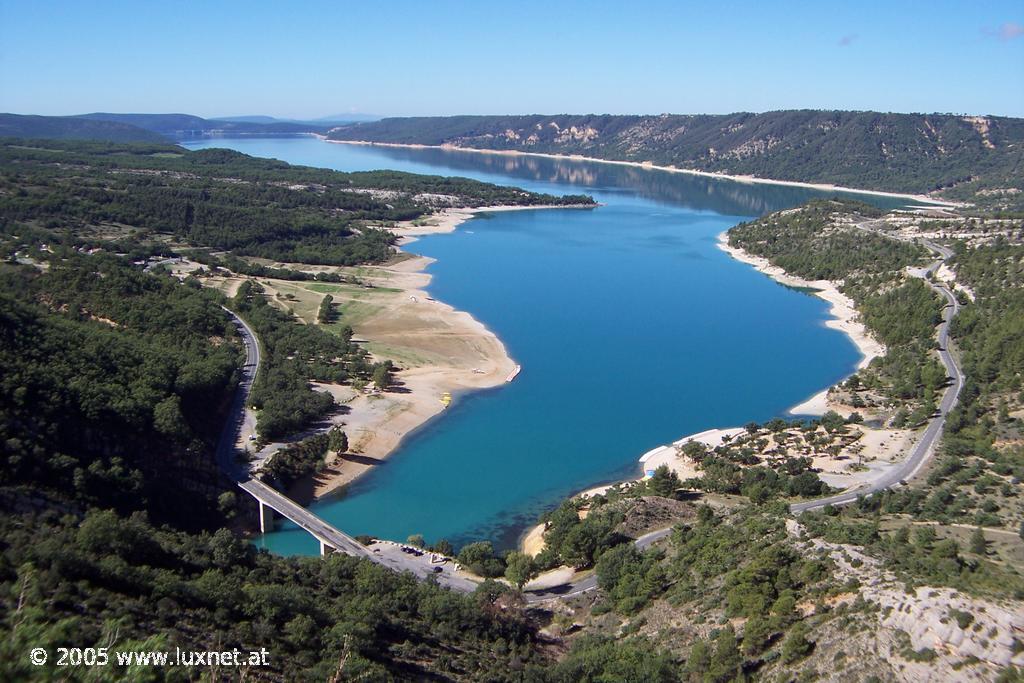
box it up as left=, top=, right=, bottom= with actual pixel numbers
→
left=184, top=137, right=910, bottom=553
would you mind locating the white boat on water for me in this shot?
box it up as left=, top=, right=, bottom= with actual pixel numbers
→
left=505, top=365, right=522, bottom=383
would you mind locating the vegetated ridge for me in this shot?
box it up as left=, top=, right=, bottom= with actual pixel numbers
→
left=329, top=111, right=1024, bottom=212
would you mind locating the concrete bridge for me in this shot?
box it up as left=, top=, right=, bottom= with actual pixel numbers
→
left=217, top=307, right=370, bottom=558
left=240, top=477, right=372, bottom=557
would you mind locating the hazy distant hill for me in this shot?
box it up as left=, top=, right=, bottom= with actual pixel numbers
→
left=328, top=111, right=1024, bottom=207
left=314, top=112, right=381, bottom=123
left=0, top=113, right=166, bottom=143
left=79, top=112, right=329, bottom=137
left=215, top=114, right=380, bottom=126
left=211, top=115, right=281, bottom=124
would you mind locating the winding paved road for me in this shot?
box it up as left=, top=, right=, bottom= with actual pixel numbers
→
left=216, top=306, right=260, bottom=480
left=790, top=229, right=964, bottom=513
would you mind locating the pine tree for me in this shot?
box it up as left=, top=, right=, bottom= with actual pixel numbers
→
left=969, top=526, right=987, bottom=555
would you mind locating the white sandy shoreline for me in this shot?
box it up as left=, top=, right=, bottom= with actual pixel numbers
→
left=715, top=231, right=885, bottom=414
left=326, top=138, right=960, bottom=208
left=391, top=203, right=596, bottom=244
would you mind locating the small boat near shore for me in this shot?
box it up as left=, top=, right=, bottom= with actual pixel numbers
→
left=439, top=392, right=452, bottom=408
left=505, top=365, right=522, bottom=383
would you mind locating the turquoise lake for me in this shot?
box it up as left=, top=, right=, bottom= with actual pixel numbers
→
left=185, top=137, right=915, bottom=554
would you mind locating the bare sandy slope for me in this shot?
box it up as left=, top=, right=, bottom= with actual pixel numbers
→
left=306, top=251, right=516, bottom=498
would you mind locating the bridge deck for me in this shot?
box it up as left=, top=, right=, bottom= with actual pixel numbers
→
left=239, top=478, right=371, bottom=557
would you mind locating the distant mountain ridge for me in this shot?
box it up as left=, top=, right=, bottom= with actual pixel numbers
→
left=79, top=112, right=330, bottom=137
left=0, top=113, right=167, bottom=143
left=327, top=111, right=1024, bottom=207
left=0, top=112, right=334, bottom=143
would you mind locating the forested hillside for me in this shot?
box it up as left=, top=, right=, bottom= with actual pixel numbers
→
left=729, top=200, right=945, bottom=421
left=0, top=256, right=239, bottom=527
left=0, top=139, right=593, bottom=265
left=729, top=201, right=1024, bottom=531
left=0, top=113, right=167, bottom=143
left=0, top=510, right=549, bottom=681
left=328, top=111, right=1024, bottom=210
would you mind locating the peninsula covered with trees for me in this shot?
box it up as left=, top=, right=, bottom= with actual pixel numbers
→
left=0, top=138, right=594, bottom=265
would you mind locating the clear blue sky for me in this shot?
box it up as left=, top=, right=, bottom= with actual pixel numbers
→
left=1, top=0, right=1022, bottom=118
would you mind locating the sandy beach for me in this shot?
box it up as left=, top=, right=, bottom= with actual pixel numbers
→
left=388, top=203, right=596, bottom=244
left=302, top=253, right=516, bottom=500
left=327, top=139, right=961, bottom=208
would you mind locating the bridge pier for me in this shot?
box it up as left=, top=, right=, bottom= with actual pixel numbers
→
left=238, top=479, right=368, bottom=559
left=258, top=500, right=273, bottom=533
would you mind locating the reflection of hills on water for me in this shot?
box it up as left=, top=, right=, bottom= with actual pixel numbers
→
left=368, top=146, right=913, bottom=217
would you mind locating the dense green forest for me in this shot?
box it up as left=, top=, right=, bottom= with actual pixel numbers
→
left=0, top=255, right=239, bottom=527
left=0, top=138, right=593, bottom=265
left=0, top=510, right=550, bottom=681
left=329, top=111, right=1024, bottom=210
